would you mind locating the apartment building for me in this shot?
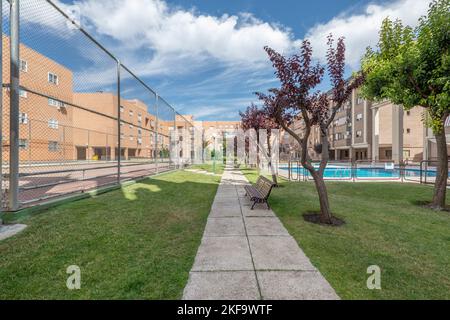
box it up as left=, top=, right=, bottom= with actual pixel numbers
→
left=286, top=86, right=438, bottom=164
left=201, top=121, right=241, bottom=132
left=2, top=34, right=74, bottom=162
left=1, top=35, right=175, bottom=163
left=172, top=117, right=241, bottom=161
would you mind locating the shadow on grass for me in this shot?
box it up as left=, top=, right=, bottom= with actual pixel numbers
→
left=0, top=171, right=220, bottom=300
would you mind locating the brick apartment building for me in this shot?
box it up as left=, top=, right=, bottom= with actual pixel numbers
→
left=1, top=35, right=175, bottom=163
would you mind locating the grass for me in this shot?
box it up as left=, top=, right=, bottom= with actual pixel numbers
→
left=242, top=168, right=450, bottom=299
left=188, top=162, right=225, bottom=174
left=0, top=170, right=220, bottom=299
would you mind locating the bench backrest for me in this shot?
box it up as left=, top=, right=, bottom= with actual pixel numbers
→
left=255, top=176, right=264, bottom=190
left=255, top=176, right=275, bottom=199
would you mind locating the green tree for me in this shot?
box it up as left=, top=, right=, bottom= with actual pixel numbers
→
left=361, top=0, right=450, bottom=210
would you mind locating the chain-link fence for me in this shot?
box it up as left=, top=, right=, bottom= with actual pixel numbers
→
left=1, top=0, right=203, bottom=211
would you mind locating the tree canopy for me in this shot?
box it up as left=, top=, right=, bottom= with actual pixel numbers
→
left=361, top=0, right=449, bottom=133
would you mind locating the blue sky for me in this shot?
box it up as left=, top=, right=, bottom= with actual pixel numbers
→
left=17, top=0, right=432, bottom=121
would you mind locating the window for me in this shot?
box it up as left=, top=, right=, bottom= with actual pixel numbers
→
left=385, top=150, right=392, bottom=159
left=129, top=110, right=134, bottom=117
left=129, top=124, right=134, bottom=129
left=356, top=113, right=363, bottom=121
left=120, top=133, right=124, bottom=139
left=357, top=96, right=364, bottom=104
left=137, top=138, right=142, bottom=145
left=336, top=117, right=347, bottom=126
left=120, top=106, right=124, bottom=113
left=20, top=59, right=28, bottom=72
left=48, top=119, right=59, bottom=129
left=356, top=130, right=363, bottom=138
left=19, top=113, right=28, bottom=124
left=19, top=90, right=27, bottom=98
left=48, top=141, right=59, bottom=152
left=48, top=72, right=59, bottom=85
left=406, top=111, right=411, bottom=116
left=406, top=128, right=411, bottom=134
left=137, top=128, right=142, bottom=136
left=48, top=98, right=63, bottom=108
left=19, top=139, right=28, bottom=150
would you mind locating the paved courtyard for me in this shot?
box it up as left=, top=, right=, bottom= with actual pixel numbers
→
left=183, top=167, right=339, bottom=300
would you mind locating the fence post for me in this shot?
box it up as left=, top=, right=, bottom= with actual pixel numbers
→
left=28, top=120, right=31, bottom=165
left=0, top=0, right=3, bottom=217
left=116, top=60, right=121, bottom=183
left=9, top=0, right=20, bottom=211
left=154, top=94, right=159, bottom=174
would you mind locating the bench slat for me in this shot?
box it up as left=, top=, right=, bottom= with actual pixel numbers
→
left=244, top=176, right=274, bottom=210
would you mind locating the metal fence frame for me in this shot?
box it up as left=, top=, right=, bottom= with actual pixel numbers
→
left=280, top=158, right=449, bottom=186
left=1, top=0, right=203, bottom=211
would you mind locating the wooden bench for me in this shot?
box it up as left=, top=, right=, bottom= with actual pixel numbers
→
left=244, top=176, right=275, bottom=210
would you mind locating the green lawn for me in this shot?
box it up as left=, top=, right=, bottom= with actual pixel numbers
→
left=188, top=162, right=225, bottom=174
left=242, top=168, right=450, bottom=299
left=0, top=171, right=220, bottom=299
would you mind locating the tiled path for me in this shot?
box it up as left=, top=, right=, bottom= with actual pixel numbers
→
left=183, top=167, right=339, bottom=300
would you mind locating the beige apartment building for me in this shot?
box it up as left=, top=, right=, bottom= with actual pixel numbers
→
left=287, top=86, right=447, bottom=164
left=1, top=35, right=174, bottom=163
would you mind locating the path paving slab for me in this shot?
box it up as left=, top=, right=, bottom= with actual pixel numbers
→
left=215, top=193, right=240, bottom=200
left=245, top=217, right=290, bottom=236
left=183, top=271, right=259, bottom=300
left=241, top=206, right=276, bottom=217
left=204, top=218, right=246, bottom=237
left=249, top=236, right=317, bottom=271
left=183, top=166, right=339, bottom=300
left=212, top=199, right=240, bottom=206
left=192, top=236, right=254, bottom=271
left=210, top=205, right=242, bottom=218
left=257, top=271, right=340, bottom=300
left=236, top=188, right=248, bottom=197
left=216, top=189, right=237, bottom=197
left=0, top=224, right=27, bottom=241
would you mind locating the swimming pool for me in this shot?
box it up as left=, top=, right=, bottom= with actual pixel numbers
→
left=280, top=166, right=437, bottom=179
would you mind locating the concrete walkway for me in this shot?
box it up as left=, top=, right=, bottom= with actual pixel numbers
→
left=183, top=167, right=339, bottom=300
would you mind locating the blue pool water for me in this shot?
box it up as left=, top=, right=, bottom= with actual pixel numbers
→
left=281, top=166, right=437, bottom=179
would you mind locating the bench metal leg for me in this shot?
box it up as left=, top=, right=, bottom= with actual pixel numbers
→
left=251, top=201, right=257, bottom=210
left=266, top=202, right=270, bottom=210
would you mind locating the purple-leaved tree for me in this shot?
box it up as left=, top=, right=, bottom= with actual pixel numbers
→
left=257, top=35, right=364, bottom=225
left=240, top=103, right=281, bottom=185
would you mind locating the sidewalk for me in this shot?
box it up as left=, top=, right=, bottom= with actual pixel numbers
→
left=182, top=167, right=339, bottom=300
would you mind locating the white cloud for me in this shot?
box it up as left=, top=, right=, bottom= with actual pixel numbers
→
left=74, top=0, right=296, bottom=71
left=305, top=0, right=432, bottom=69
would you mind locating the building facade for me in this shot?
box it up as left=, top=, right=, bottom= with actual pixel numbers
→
left=1, top=35, right=184, bottom=164
left=286, top=86, right=447, bottom=164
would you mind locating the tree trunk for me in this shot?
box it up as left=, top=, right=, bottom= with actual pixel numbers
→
left=278, top=114, right=333, bottom=223
left=256, top=133, right=261, bottom=172
left=266, top=132, right=278, bottom=186
left=309, top=170, right=333, bottom=224
left=431, top=127, right=448, bottom=210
